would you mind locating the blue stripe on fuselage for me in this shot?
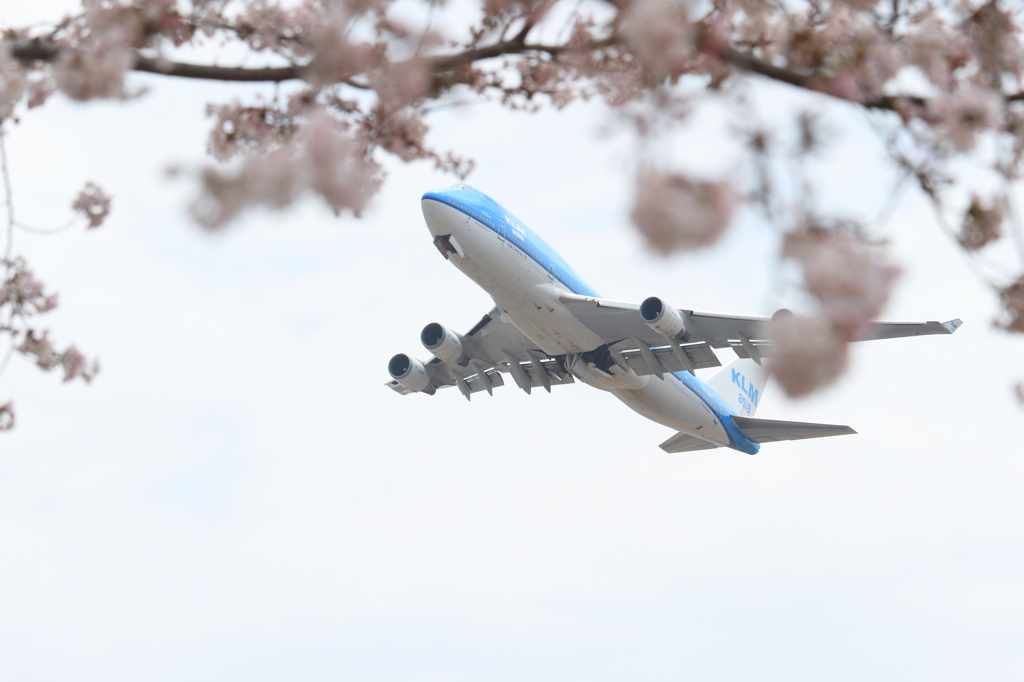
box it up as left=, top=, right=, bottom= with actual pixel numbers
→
left=423, top=184, right=759, bottom=456
left=671, top=371, right=760, bottom=455
left=422, top=185, right=601, bottom=298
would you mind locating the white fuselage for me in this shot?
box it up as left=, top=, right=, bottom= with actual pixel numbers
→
left=422, top=198, right=733, bottom=448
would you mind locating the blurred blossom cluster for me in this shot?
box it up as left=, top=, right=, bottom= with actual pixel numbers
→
left=998, top=278, right=1024, bottom=333
left=0, top=401, right=12, bottom=430
left=771, top=226, right=901, bottom=397
left=631, top=169, right=735, bottom=253
left=71, top=181, right=112, bottom=228
left=0, top=0, right=1024, bottom=413
left=192, top=113, right=383, bottom=228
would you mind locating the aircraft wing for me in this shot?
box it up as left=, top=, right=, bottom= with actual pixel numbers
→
left=385, top=307, right=575, bottom=399
left=558, top=293, right=961, bottom=365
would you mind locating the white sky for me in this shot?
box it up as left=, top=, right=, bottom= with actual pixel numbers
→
left=0, top=4, right=1022, bottom=681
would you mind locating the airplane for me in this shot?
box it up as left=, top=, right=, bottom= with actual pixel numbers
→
left=385, top=184, right=962, bottom=455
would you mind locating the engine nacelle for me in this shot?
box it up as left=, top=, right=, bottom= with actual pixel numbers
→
left=639, top=296, right=686, bottom=338
left=388, top=353, right=431, bottom=392
left=420, top=322, right=466, bottom=364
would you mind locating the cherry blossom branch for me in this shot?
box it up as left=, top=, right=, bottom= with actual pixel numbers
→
left=10, top=32, right=1020, bottom=115
left=132, top=56, right=301, bottom=83
left=12, top=35, right=562, bottom=85
left=0, top=127, right=103, bottom=411
left=720, top=47, right=927, bottom=112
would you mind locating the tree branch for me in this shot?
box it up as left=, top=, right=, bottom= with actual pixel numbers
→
left=721, top=47, right=927, bottom=113
left=132, top=55, right=302, bottom=82
left=10, top=36, right=561, bottom=84
left=10, top=35, right=1019, bottom=110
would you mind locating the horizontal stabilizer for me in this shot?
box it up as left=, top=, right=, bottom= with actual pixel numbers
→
left=659, top=431, right=722, bottom=453
left=731, top=416, right=856, bottom=443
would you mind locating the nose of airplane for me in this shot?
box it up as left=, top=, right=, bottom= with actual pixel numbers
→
left=421, top=187, right=469, bottom=238
left=420, top=196, right=449, bottom=237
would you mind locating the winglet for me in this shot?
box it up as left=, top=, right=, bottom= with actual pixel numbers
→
left=941, top=318, right=963, bottom=334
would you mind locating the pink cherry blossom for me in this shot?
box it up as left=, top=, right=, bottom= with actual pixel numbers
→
left=192, top=113, right=382, bottom=228
left=53, top=39, right=134, bottom=101
left=784, top=5, right=898, bottom=102
left=769, top=313, right=849, bottom=398
left=26, top=77, right=55, bottom=109
left=0, top=46, right=27, bottom=119
left=71, top=181, right=112, bottom=228
left=902, top=14, right=972, bottom=91
left=997, top=277, right=1024, bottom=333
left=60, top=344, right=99, bottom=383
left=965, top=1, right=1023, bottom=83
left=929, top=86, right=1004, bottom=153
left=958, top=195, right=1003, bottom=251
left=0, top=258, right=59, bottom=315
left=370, top=61, right=434, bottom=111
left=0, top=402, right=13, bottom=431
left=303, top=114, right=382, bottom=215
left=304, top=11, right=378, bottom=86
left=17, top=329, right=60, bottom=371
left=360, top=106, right=432, bottom=163
left=205, top=101, right=296, bottom=162
left=233, top=0, right=317, bottom=55
left=631, top=168, right=735, bottom=253
left=14, top=330, right=98, bottom=382
left=783, top=226, right=900, bottom=339
left=621, top=0, right=694, bottom=80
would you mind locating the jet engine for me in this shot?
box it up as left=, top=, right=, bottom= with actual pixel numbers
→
left=420, top=322, right=467, bottom=364
left=639, top=296, right=686, bottom=338
left=388, top=353, right=431, bottom=392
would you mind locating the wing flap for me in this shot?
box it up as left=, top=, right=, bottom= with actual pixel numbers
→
left=685, top=311, right=770, bottom=348
left=463, top=369, right=506, bottom=394
left=659, top=431, right=723, bottom=453
left=724, top=340, right=771, bottom=360
left=731, top=416, right=856, bottom=443
left=522, top=360, right=575, bottom=388
left=445, top=359, right=575, bottom=399
left=617, top=341, right=722, bottom=375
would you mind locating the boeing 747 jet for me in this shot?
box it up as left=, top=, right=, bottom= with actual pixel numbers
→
left=386, top=185, right=961, bottom=454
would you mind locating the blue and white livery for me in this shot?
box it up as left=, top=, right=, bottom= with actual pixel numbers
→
left=386, top=185, right=961, bottom=454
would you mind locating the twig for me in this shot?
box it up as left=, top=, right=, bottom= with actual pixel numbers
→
left=0, top=336, right=15, bottom=380
left=0, top=126, right=14, bottom=263
left=14, top=218, right=80, bottom=236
